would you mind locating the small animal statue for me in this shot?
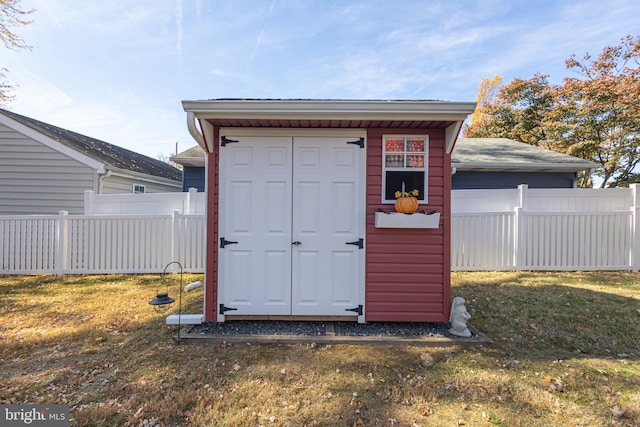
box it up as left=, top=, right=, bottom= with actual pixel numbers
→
left=449, top=296, right=472, bottom=337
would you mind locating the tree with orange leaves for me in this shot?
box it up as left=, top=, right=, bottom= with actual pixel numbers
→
left=466, top=35, right=640, bottom=188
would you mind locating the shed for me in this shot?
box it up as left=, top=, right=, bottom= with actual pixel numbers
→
left=182, top=99, right=475, bottom=323
left=0, top=108, right=182, bottom=214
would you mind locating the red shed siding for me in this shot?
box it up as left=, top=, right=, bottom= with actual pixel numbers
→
left=365, top=128, right=450, bottom=322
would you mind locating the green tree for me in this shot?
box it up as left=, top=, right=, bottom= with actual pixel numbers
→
left=1, top=0, right=34, bottom=105
left=466, top=35, right=640, bottom=188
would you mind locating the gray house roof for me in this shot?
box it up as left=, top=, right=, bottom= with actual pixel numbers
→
left=170, top=144, right=206, bottom=167
left=0, top=108, right=182, bottom=182
left=452, top=138, right=597, bottom=172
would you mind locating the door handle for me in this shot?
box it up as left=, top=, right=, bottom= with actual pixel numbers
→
left=292, top=241, right=302, bottom=245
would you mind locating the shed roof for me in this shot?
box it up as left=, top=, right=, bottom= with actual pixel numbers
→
left=0, top=108, right=182, bottom=181
left=182, top=98, right=476, bottom=154
left=452, top=138, right=597, bottom=172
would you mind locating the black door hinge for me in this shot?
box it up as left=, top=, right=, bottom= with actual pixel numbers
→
left=345, top=305, right=363, bottom=315
left=220, top=237, right=238, bottom=248
left=346, top=238, right=364, bottom=249
left=346, top=137, right=364, bottom=148
left=219, top=304, right=238, bottom=314
left=221, top=136, right=239, bottom=146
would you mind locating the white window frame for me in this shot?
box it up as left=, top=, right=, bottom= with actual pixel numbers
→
left=132, top=184, right=146, bottom=194
left=381, top=135, right=429, bottom=204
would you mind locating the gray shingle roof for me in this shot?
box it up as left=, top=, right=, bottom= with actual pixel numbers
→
left=1, top=108, right=182, bottom=182
left=171, top=145, right=205, bottom=167
left=452, top=138, right=597, bottom=172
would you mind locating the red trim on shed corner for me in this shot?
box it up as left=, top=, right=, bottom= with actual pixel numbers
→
left=204, top=128, right=220, bottom=322
left=443, top=151, right=452, bottom=321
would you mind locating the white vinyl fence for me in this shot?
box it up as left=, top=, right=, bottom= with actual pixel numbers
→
left=1, top=185, right=638, bottom=275
left=1, top=211, right=206, bottom=275
left=452, top=184, right=639, bottom=271
left=84, top=188, right=206, bottom=215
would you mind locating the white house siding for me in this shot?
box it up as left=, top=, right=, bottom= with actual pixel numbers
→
left=0, top=124, right=97, bottom=214
left=101, top=174, right=181, bottom=194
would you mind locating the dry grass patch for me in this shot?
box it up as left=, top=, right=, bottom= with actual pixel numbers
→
left=1, top=272, right=639, bottom=426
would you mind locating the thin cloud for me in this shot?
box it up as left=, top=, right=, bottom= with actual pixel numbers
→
left=175, top=0, right=183, bottom=62
left=250, top=30, right=265, bottom=62
left=249, top=0, right=278, bottom=62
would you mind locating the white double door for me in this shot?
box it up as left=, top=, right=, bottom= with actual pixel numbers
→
left=218, top=135, right=363, bottom=319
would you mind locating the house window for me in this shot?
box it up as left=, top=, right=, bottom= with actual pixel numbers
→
left=382, top=135, right=428, bottom=203
left=133, top=184, right=146, bottom=194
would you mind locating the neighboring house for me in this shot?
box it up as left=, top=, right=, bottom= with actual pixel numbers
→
left=181, top=98, right=475, bottom=324
left=452, top=137, right=596, bottom=189
left=0, top=109, right=182, bottom=214
left=170, top=144, right=206, bottom=192
left=173, top=137, right=597, bottom=192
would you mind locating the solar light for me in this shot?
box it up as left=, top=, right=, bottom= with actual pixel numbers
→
left=149, top=261, right=184, bottom=342
left=149, top=290, right=175, bottom=312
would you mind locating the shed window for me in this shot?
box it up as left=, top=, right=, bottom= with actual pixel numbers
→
left=382, top=135, right=428, bottom=203
left=133, top=184, right=146, bottom=194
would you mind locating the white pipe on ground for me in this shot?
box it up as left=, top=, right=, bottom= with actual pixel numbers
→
left=184, top=281, right=203, bottom=292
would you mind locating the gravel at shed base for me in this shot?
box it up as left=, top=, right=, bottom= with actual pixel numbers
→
left=190, top=321, right=458, bottom=338
left=191, top=321, right=327, bottom=336
left=334, top=322, right=451, bottom=337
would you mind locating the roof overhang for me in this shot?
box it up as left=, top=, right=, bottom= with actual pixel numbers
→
left=170, top=156, right=205, bottom=167
left=182, top=99, right=476, bottom=154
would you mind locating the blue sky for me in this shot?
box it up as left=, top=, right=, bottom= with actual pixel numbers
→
left=4, top=0, right=640, bottom=159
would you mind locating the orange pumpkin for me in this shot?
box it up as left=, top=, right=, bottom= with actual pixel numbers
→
left=394, top=196, right=419, bottom=213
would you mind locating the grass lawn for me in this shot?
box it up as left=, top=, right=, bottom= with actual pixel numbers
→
left=1, top=271, right=639, bottom=426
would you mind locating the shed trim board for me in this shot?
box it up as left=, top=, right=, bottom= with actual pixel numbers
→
left=182, top=99, right=476, bottom=120
left=183, top=99, right=475, bottom=323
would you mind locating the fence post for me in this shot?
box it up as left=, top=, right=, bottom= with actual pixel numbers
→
left=84, top=190, right=94, bottom=214
left=171, top=210, right=180, bottom=272
left=56, top=211, right=69, bottom=276
left=514, top=184, right=528, bottom=270
left=187, top=187, right=198, bottom=214
left=631, top=184, right=639, bottom=271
